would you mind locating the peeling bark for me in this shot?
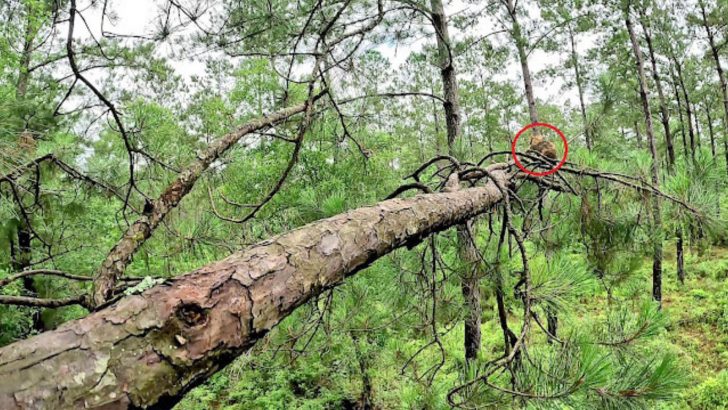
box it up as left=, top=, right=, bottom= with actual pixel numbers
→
left=93, top=98, right=322, bottom=306
left=0, top=170, right=507, bottom=409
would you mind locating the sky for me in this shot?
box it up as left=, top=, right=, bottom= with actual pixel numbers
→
left=73, top=0, right=594, bottom=120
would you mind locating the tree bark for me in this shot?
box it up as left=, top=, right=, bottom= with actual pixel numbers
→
left=92, top=98, right=322, bottom=306
left=506, top=0, right=538, bottom=124
left=429, top=0, right=461, bottom=154
left=705, top=103, right=716, bottom=157
left=12, top=4, right=44, bottom=332
left=639, top=10, right=674, bottom=168
left=693, top=101, right=702, bottom=148
left=677, top=228, right=685, bottom=285
left=568, top=25, right=591, bottom=150
left=699, top=1, right=728, bottom=175
left=429, top=0, right=482, bottom=363
left=634, top=120, right=643, bottom=149
left=626, top=12, right=663, bottom=305
left=670, top=71, right=689, bottom=158
left=672, top=57, right=696, bottom=160
left=0, top=169, right=508, bottom=409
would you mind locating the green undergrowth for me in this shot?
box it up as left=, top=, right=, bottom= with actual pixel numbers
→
left=175, top=246, right=728, bottom=409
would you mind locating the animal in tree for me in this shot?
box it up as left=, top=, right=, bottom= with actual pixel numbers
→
left=528, top=133, right=558, bottom=159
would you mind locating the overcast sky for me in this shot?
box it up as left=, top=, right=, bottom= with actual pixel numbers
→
left=74, top=0, right=596, bottom=117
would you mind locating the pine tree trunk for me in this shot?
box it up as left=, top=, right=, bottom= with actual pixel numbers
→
left=569, top=24, right=591, bottom=149
left=13, top=5, right=44, bottom=332
left=350, top=333, right=373, bottom=410
left=430, top=0, right=482, bottom=363
left=0, top=171, right=510, bottom=409
left=639, top=11, right=674, bottom=168
left=672, top=57, right=696, bottom=161
left=693, top=101, right=701, bottom=148
left=626, top=12, right=663, bottom=306
left=699, top=1, right=728, bottom=176
left=706, top=104, right=716, bottom=157
left=507, top=0, right=538, bottom=124
left=670, top=72, right=688, bottom=158
left=677, top=228, right=685, bottom=285
left=634, top=120, right=643, bottom=149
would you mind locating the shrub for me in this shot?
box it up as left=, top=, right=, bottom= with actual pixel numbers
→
left=687, top=371, right=728, bottom=410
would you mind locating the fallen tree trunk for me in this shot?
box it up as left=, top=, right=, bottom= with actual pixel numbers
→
left=0, top=167, right=508, bottom=409
left=93, top=95, right=323, bottom=306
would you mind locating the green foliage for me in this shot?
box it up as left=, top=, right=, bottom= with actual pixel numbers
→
left=686, top=371, right=728, bottom=410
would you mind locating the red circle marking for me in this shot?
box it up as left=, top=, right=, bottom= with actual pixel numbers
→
left=511, top=122, right=568, bottom=177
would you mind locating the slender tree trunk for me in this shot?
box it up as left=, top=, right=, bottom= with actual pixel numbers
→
left=693, top=101, right=702, bottom=148
left=640, top=10, right=682, bottom=288
left=706, top=104, right=716, bottom=157
left=626, top=12, right=663, bottom=306
left=639, top=10, right=674, bottom=169
left=670, top=72, right=689, bottom=158
left=673, top=57, right=696, bottom=160
left=506, top=0, right=538, bottom=124
left=569, top=24, right=591, bottom=149
left=700, top=1, right=728, bottom=176
left=13, top=5, right=44, bottom=332
left=505, top=0, right=559, bottom=333
left=677, top=228, right=685, bottom=285
left=0, top=170, right=509, bottom=410
left=430, top=0, right=481, bottom=363
left=430, top=0, right=461, bottom=154
left=350, top=333, right=373, bottom=410
left=634, top=120, right=643, bottom=149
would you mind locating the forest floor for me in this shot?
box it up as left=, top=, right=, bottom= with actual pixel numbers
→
left=662, top=245, right=727, bottom=374
left=640, top=244, right=728, bottom=409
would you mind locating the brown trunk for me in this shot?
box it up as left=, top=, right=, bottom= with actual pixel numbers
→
left=350, top=333, right=373, bottom=410
left=569, top=25, right=591, bottom=149
left=705, top=104, right=716, bottom=157
left=506, top=0, right=538, bottom=124
left=670, top=72, right=689, bottom=158
left=495, top=267, right=516, bottom=352
left=429, top=0, right=461, bottom=154
left=457, top=225, right=482, bottom=362
left=634, top=120, right=643, bottom=148
left=13, top=6, right=44, bottom=332
left=92, top=99, right=321, bottom=306
left=15, top=6, right=34, bottom=100
left=700, top=1, right=728, bottom=175
left=673, top=58, right=696, bottom=160
left=693, top=101, right=702, bottom=147
left=626, top=12, right=663, bottom=305
left=639, top=10, right=674, bottom=168
left=677, top=228, right=685, bottom=285
left=0, top=170, right=508, bottom=409
left=430, top=0, right=482, bottom=363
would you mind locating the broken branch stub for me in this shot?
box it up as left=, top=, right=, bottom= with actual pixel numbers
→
left=0, top=169, right=507, bottom=409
